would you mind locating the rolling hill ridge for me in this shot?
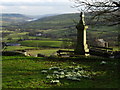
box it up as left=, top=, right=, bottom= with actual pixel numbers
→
left=1, top=13, right=32, bottom=26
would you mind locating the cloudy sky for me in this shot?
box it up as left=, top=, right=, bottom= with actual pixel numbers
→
left=0, top=0, right=79, bottom=15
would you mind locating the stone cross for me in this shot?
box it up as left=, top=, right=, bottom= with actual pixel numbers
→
left=74, top=12, right=89, bottom=55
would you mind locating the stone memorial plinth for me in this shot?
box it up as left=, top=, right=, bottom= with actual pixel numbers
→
left=74, top=12, right=89, bottom=55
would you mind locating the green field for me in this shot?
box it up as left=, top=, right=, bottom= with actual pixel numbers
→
left=19, top=40, right=63, bottom=48
left=27, top=49, right=59, bottom=56
left=3, top=45, right=73, bottom=56
left=2, top=56, right=120, bottom=88
left=27, top=49, right=73, bottom=56
left=3, top=46, right=36, bottom=51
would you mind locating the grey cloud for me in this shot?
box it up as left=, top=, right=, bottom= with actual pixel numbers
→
left=0, top=2, right=71, bottom=6
left=1, top=1, right=76, bottom=15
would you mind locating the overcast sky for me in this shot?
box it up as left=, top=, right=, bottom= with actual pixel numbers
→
left=0, top=0, right=79, bottom=15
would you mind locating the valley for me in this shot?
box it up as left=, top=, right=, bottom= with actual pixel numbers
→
left=1, top=13, right=119, bottom=50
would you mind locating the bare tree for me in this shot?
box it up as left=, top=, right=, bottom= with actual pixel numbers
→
left=71, top=0, right=120, bottom=26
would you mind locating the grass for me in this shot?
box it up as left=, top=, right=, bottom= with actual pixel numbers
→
left=5, top=32, right=29, bottom=39
left=27, top=49, right=59, bottom=56
left=113, top=47, right=120, bottom=51
left=3, top=46, right=36, bottom=51
left=2, top=55, right=120, bottom=88
left=3, top=45, right=73, bottom=56
left=19, top=40, right=62, bottom=48
left=27, top=49, right=73, bottom=56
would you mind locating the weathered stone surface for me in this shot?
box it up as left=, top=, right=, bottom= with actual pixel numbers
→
left=74, top=12, right=89, bottom=55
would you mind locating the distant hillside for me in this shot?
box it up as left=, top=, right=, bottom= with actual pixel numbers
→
left=17, top=13, right=80, bottom=30
left=1, top=14, right=28, bottom=17
left=1, top=13, right=32, bottom=26
left=7, top=13, right=95, bottom=30
left=4, top=13, right=80, bottom=39
left=2, top=13, right=119, bottom=47
left=31, top=14, right=59, bottom=19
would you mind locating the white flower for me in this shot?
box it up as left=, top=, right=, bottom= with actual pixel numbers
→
left=66, top=72, right=71, bottom=74
left=58, top=69, right=64, bottom=71
left=59, top=75, right=65, bottom=78
left=41, top=70, right=47, bottom=74
left=56, top=75, right=60, bottom=79
left=83, top=75, right=89, bottom=78
left=59, top=72, right=64, bottom=75
left=66, top=76, right=73, bottom=80
left=68, top=66, right=74, bottom=69
left=46, top=75, right=52, bottom=79
left=78, top=70, right=85, bottom=74
left=49, top=67, right=60, bottom=70
left=67, top=76, right=81, bottom=81
left=100, top=61, right=107, bottom=65
left=76, top=73, right=82, bottom=77
left=72, top=77, right=81, bottom=81
left=72, top=62, right=76, bottom=65
left=53, top=71, right=59, bottom=74
left=63, top=70, right=67, bottom=72
left=50, top=80, right=60, bottom=84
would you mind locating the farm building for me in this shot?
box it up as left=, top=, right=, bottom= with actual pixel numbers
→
left=95, top=39, right=108, bottom=47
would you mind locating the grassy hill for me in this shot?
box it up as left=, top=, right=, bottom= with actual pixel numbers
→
left=18, top=13, right=79, bottom=30
left=2, top=55, right=120, bottom=88
left=1, top=13, right=31, bottom=26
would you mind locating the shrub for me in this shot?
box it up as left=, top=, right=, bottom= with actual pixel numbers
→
left=2, top=51, right=25, bottom=56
